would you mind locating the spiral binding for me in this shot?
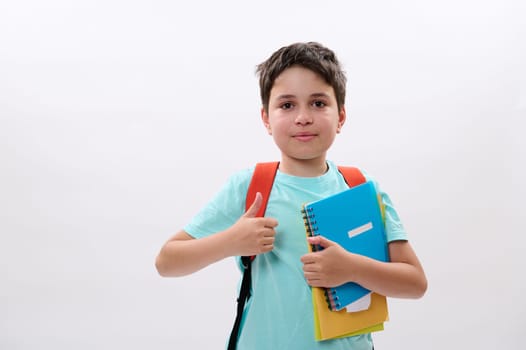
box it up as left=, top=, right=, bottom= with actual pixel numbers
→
left=325, top=289, right=340, bottom=310
left=302, top=205, right=340, bottom=311
left=301, top=206, right=318, bottom=249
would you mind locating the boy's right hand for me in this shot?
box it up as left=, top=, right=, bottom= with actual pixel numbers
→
left=227, top=192, right=278, bottom=256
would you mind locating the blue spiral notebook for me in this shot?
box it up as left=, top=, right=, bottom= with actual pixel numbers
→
left=302, top=181, right=389, bottom=311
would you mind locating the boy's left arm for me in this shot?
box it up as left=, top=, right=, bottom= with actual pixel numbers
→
left=301, top=236, right=427, bottom=299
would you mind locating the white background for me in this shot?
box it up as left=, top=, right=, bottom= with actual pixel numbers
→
left=1, top=1, right=525, bottom=349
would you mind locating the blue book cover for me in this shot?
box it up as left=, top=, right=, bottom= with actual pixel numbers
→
left=302, top=181, right=389, bottom=311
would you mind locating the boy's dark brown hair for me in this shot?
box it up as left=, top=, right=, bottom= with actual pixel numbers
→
left=256, top=42, right=347, bottom=113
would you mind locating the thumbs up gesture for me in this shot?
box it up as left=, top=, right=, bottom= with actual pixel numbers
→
left=244, top=191, right=264, bottom=218
left=228, top=192, right=279, bottom=256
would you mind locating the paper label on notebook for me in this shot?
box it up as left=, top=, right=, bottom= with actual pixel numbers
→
left=345, top=292, right=372, bottom=313
left=348, top=222, right=373, bottom=238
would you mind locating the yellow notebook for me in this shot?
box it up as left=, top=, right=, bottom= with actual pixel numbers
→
left=312, top=286, right=388, bottom=341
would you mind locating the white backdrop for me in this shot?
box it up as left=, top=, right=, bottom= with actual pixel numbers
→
left=1, top=1, right=525, bottom=349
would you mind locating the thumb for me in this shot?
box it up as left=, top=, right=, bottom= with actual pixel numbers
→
left=244, top=192, right=263, bottom=217
left=307, top=235, right=335, bottom=249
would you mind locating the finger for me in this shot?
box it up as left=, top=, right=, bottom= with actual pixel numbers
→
left=304, top=274, right=322, bottom=286
left=260, top=236, right=275, bottom=245
left=302, top=263, right=319, bottom=273
left=306, top=279, right=323, bottom=287
left=260, top=243, right=274, bottom=253
left=300, top=253, right=312, bottom=264
left=244, top=192, right=262, bottom=218
left=303, top=270, right=320, bottom=279
left=300, top=253, right=318, bottom=264
left=262, top=227, right=276, bottom=237
left=307, top=235, right=335, bottom=249
left=259, top=217, right=278, bottom=228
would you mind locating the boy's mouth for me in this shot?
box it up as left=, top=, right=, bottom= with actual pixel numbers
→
left=293, top=132, right=317, bottom=142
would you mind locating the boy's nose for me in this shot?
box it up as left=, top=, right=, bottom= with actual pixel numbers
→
left=294, top=109, right=313, bottom=125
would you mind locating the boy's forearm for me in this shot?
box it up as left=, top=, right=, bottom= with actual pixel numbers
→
left=155, top=230, right=235, bottom=277
left=349, top=255, right=427, bottom=298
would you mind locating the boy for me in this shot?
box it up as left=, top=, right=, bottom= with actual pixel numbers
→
left=155, top=42, right=427, bottom=349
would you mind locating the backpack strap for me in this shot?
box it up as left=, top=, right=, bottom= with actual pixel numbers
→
left=337, top=166, right=366, bottom=187
left=228, top=162, right=278, bottom=350
left=245, top=162, right=280, bottom=218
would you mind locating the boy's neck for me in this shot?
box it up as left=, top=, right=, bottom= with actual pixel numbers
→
left=278, top=158, right=329, bottom=177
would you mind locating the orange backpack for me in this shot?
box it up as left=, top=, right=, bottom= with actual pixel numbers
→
left=228, top=162, right=366, bottom=350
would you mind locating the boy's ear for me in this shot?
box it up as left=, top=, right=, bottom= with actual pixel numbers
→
left=261, top=107, right=272, bottom=135
left=336, top=106, right=346, bottom=133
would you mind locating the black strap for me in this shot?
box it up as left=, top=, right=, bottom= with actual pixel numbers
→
left=227, top=256, right=252, bottom=350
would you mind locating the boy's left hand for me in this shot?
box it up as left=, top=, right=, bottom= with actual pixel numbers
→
left=300, top=235, right=360, bottom=288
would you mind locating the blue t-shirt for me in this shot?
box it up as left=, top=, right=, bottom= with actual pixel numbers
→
left=184, top=160, right=407, bottom=350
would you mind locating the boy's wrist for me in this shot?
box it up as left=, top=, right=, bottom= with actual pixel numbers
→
left=344, top=252, right=365, bottom=284
left=219, top=226, right=241, bottom=258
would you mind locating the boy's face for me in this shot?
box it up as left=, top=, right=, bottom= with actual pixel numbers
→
left=261, top=66, right=345, bottom=170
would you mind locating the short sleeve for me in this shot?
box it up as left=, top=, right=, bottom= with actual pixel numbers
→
left=380, top=191, right=408, bottom=242
left=362, top=171, right=408, bottom=242
left=183, top=168, right=253, bottom=239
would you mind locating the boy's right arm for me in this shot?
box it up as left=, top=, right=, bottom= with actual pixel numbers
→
left=155, top=193, right=278, bottom=277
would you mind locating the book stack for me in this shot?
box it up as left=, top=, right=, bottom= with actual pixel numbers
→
left=301, top=181, right=390, bottom=341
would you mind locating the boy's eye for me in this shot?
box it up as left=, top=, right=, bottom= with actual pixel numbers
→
left=313, top=101, right=326, bottom=108
left=281, top=102, right=293, bottom=110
